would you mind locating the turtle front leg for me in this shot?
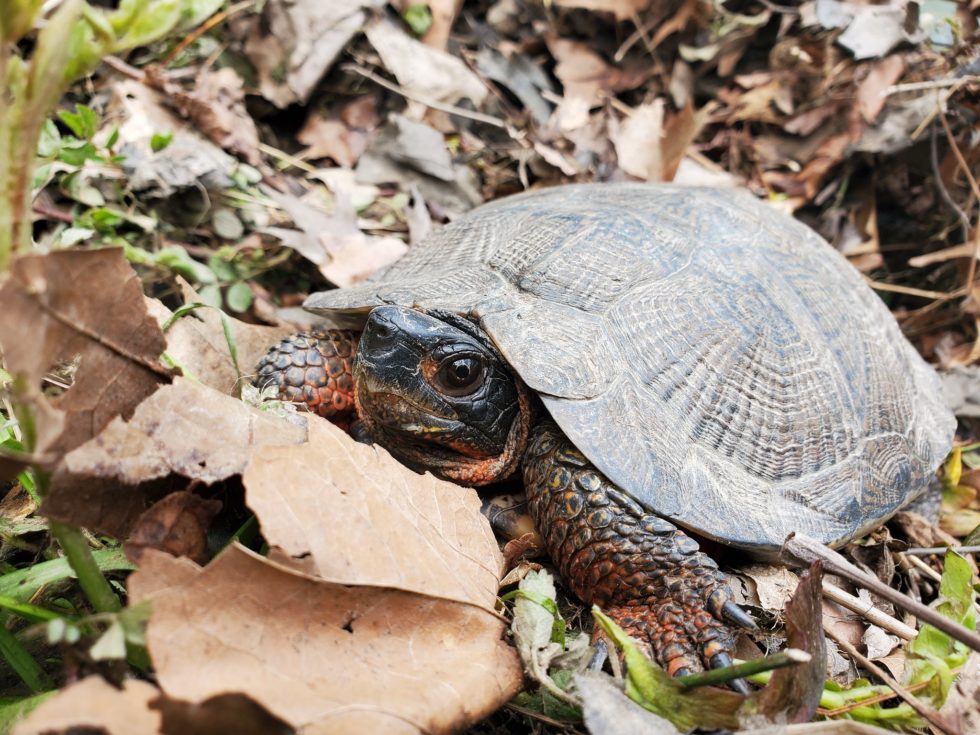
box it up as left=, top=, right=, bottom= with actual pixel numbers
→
left=254, top=329, right=360, bottom=428
left=523, top=421, right=755, bottom=689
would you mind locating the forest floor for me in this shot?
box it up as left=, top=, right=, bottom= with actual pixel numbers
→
left=1, top=1, right=979, bottom=734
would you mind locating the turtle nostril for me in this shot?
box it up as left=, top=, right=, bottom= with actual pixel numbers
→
left=364, top=312, right=398, bottom=348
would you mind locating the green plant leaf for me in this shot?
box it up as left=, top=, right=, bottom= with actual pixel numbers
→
left=57, top=104, right=98, bottom=139
left=151, top=130, right=173, bottom=152
left=0, top=548, right=134, bottom=603
left=0, top=618, right=50, bottom=692
left=592, top=608, right=743, bottom=731
left=904, top=550, right=976, bottom=706
left=403, top=3, right=433, bottom=36
left=225, top=281, right=253, bottom=313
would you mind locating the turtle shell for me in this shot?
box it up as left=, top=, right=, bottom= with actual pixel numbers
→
left=305, top=184, right=955, bottom=552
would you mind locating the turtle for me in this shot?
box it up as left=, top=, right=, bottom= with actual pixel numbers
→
left=255, top=183, right=955, bottom=687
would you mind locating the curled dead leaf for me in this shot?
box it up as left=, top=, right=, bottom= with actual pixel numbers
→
left=244, top=417, right=504, bottom=607
left=0, top=249, right=171, bottom=462
left=44, top=378, right=307, bottom=537
left=130, top=545, right=523, bottom=735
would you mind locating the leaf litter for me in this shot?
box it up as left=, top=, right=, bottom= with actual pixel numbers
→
left=1, top=0, right=979, bottom=733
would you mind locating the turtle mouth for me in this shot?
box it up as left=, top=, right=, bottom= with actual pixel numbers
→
left=355, top=383, right=500, bottom=460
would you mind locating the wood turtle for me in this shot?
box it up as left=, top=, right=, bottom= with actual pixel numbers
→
left=255, top=183, right=955, bottom=686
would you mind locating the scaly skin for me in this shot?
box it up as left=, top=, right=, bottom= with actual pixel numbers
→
left=523, top=421, right=739, bottom=676
left=254, top=329, right=359, bottom=427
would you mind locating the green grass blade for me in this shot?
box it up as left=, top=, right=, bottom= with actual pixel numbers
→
left=0, top=619, right=49, bottom=692
left=0, top=548, right=134, bottom=603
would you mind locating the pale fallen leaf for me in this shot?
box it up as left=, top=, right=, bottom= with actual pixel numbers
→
left=160, top=66, right=262, bottom=165
left=611, top=101, right=707, bottom=182
left=857, top=55, right=906, bottom=123
left=44, top=378, right=308, bottom=537
left=0, top=250, right=170, bottom=461
left=13, top=676, right=162, bottom=735
left=742, top=564, right=801, bottom=612
left=110, top=80, right=237, bottom=202
left=862, top=624, right=900, bottom=660
left=131, top=545, right=523, bottom=735
left=366, top=19, right=487, bottom=106
left=576, top=671, right=680, bottom=735
left=245, top=0, right=383, bottom=107
left=263, top=185, right=408, bottom=288
left=244, top=417, right=503, bottom=607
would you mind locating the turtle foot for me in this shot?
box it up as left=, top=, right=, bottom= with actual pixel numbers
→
left=606, top=597, right=745, bottom=690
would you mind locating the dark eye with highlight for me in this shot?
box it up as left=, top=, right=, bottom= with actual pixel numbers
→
left=435, top=356, right=486, bottom=396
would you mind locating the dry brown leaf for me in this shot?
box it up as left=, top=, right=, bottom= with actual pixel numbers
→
left=245, top=0, right=382, bottom=107
left=263, top=185, right=408, bottom=288
left=151, top=280, right=292, bottom=396
left=0, top=250, right=171, bottom=461
left=546, top=37, right=633, bottom=131
left=419, top=0, right=462, bottom=51
left=244, top=418, right=504, bottom=607
left=612, top=100, right=665, bottom=181
left=366, top=19, right=487, bottom=106
left=13, top=676, right=162, bottom=735
left=126, top=490, right=223, bottom=565
left=297, top=116, right=359, bottom=168
left=612, top=101, right=707, bottom=182
left=741, top=564, right=801, bottom=611
left=160, top=67, right=262, bottom=166
left=43, top=378, right=307, bottom=537
left=857, top=55, right=906, bottom=123
left=131, top=545, right=523, bottom=735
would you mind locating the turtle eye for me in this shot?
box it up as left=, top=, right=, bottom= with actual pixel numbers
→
left=435, top=356, right=486, bottom=397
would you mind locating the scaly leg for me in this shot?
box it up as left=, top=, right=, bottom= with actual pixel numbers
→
left=254, top=329, right=359, bottom=428
left=523, top=421, right=755, bottom=688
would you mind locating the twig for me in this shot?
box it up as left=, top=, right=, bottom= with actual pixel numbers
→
left=102, top=55, right=144, bottom=81
left=818, top=666, right=963, bottom=717
left=901, top=553, right=980, bottom=619
left=823, top=624, right=956, bottom=735
left=162, top=0, right=256, bottom=68
left=862, top=278, right=963, bottom=300
left=884, top=76, right=980, bottom=97
left=822, top=581, right=918, bottom=640
left=905, top=545, right=980, bottom=556
left=341, top=63, right=512, bottom=131
left=782, top=534, right=980, bottom=654
left=677, top=648, right=810, bottom=689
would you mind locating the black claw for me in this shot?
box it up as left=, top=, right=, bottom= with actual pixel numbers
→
left=730, top=677, right=752, bottom=696
left=722, top=600, right=758, bottom=630
left=709, top=652, right=733, bottom=670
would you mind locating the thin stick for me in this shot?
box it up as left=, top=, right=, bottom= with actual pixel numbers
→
left=162, top=0, right=256, bottom=68
left=823, top=624, right=955, bottom=735
left=822, top=581, right=918, bottom=640
left=884, top=76, right=979, bottom=96
left=341, top=63, right=511, bottom=131
left=862, top=278, right=963, bottom=300
left=782, top=534, right=980, bottom=654
left=905, top=545, right=980, bottom=557
left=677, top=648, right=810, bottom=689
left=901, top=553, right=980, bottom=619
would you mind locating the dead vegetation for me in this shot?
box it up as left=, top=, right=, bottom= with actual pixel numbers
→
left=0, top=1, right=979, bottom=733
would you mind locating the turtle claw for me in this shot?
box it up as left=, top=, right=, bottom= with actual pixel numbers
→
left=708, top=652, right=752, bottom=695
left=721, top=600, right=758, bottom=630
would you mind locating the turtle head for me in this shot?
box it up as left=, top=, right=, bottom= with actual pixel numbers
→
left=353, top=305, right=532, bottom=486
